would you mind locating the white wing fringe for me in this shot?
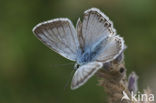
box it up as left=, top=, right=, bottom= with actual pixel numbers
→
left=71, top=62, right=103, bottom=90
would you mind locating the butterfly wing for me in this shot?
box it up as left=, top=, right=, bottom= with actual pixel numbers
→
left=96, top=35, right=125, bottom=62
left=76, top=8, right=116, bottom=49
left=33, top=18, right=79, bottom=61
left=71, top=62, right=103, bottom=90
left=76, top=8, right=125, bottom=63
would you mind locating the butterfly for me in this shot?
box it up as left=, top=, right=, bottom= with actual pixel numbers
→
left=32, top=8, right=125, bottom=90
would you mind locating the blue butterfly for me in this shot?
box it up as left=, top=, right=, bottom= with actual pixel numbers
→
left=33, top=8, right=125, bottom=90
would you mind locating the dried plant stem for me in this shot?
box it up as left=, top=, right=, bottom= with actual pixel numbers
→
left=96, top=61, right=131, bottom=103
left=96, top=58, right=154, bottom=103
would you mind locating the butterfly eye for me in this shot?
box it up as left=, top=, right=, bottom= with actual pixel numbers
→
left=74, top=63, right=80, bottom=69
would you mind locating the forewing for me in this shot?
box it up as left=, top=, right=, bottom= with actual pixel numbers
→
left=76, top=18, right=84, bottom=50
left=77, top=8, right=116, bottom=48
left=71, top=62, right=103, bottom=90
left=96, top=35, right=125, bottom=62
left=33, top=18, right=79, bottom=61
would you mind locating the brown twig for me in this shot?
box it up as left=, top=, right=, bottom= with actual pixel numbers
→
left=97, top=60, right=131, bottom=103
left=96, top=54, right=153, bottom=103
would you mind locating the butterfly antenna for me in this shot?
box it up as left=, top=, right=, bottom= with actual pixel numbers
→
left=64, top=69, right=75, bottom=91
left=53, top=62, right=74, bottom=68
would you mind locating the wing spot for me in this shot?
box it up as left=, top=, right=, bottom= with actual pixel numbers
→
left=104, top=22, right=109, bottom=27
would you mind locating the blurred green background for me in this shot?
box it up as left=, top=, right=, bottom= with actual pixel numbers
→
left=0, top=0, right=156, bottom=103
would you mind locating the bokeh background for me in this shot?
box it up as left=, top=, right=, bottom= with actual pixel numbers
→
left=0, top=0, right=156, bottom=103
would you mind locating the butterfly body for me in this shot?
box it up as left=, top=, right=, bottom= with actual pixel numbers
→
left=77, top=36, right=106, bottom=65
left=33, top=8, right=125, bottom=90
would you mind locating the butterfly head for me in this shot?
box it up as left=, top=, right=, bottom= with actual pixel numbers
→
left=74, top=63, right=80, bottom=70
